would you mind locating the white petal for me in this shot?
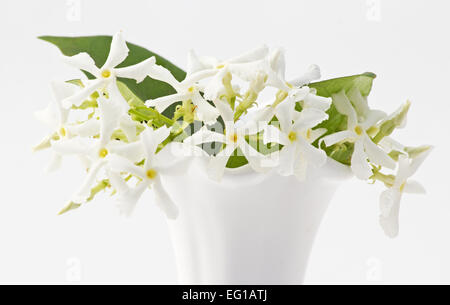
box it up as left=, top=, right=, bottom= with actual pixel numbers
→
left=34, top=103, right=58, bottom=130
left=332, top=90, right=357, bottom=128
left=50, top=81, right=78, bottom=123
left=403, top=180, right=426, bottom=194
left=182, top=69, right=218, bottom=86
left=46, top=153, right=62, bottom=173
left=395, top=155, right=411, bottom=187
left=363, top=134, right=396, bottom=169
left=145, top=93, right=190, bottom=113
left=303, top=93, right=332, bottom=112
left=107, top=170, right=129, bottom=194
left=298, top=137, right=327, bottom=167
left=119, top=115, right=139, bottom=142
left=361, top=110, right=387, bottom=130
left=115, top=57, right=156, bottom=83
left=61, top=52, right=99, bottom=76
left=293, top=151, right=308, bottom=181
left=51, top=81, right=79, bottom=103
left=116, top=181, right=148, bottom=217
left=321, top=130, right=355, bottom=147
left=379, top=188, right=401, bottom=217
left=68, top=119, right=100, bottom=137
left=309, top=128, right=327, bottom=143
left=268, top=48, right=286, bottom=80
left=263, top=125, right=289, bottom=145
left=351, top=139, right=373, bottom=180
left=51, top=138, right=92, bottom=155
left=275, top=100, right=294, bottom=133
left=108, top=141, right=145, bottom=163
left=78, top=155, right=92, bottom=170
left=203, top=68, right=227, bottom=101
left=145, top=61, right=180, bottom=88
left=187, top=49, right=209, bottom=75
left=192, top=92, right=220, bottom=125
left=347, top=86, right=370, bottom=118
left=108, top=154, right=145, bottom=178
left=154, top=143, right=191, bottom=176
left=379, top=189, right=402, bottom=238
left=289, top=87, right=310, bottom=102
left=227, top=60, right=266, bottom=82
left=227, top=44, right=269, bottom=64
left=72, top=160, right=106, bottom=203
left=62, top=79, right=104, bottom=109
left=240, top=119, right=267, bottom=135
left=107, top=80, right=131, bottom=112
left=103, top=31, right=129, bottom=69
left=277, top=144, right=296, bottom=176
left=289, top=64, right=321, bottom=87
left=207, top=144, right=236, bottom=182
left=240, top=140, right=270, bottom=173
left=293, top=108, right=328, bottom=131
left=253, top=106, right=276, bottom=125
left=98, top=97, right=123, bottom=147
left=379, top=137, right=405, bottom=153
left=184, top=126, right=226, bottom=146
left=141, top=126, right=171, bottom=159
left=408, top=146, right=433, bottom=177
left=153, top=177, right=179, bottom=219
left=214, top=100, right=234, bottom=122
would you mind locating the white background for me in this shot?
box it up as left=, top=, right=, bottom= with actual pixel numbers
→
left=1, top=0, right=449, bottom=284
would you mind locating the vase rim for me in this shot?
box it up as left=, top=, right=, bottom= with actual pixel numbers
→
left=189, top=156, right=353, bottom=188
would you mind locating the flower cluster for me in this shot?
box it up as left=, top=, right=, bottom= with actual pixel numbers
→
left=34, top=32, right=431, bottom=237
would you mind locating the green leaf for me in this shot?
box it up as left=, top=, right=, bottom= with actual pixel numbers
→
left=38, top=35, right=186, bottom=108
left=309, top=72, right=376, bottom=98
left=226, top=148, right=249, bottom=168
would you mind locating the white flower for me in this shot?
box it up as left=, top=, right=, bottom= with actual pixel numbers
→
left=184, top=103, right=271, bottom=181
left=263, top=101, right=329, bottom=181
left=321, top=89, right=395, bottom=180
left=187, top=46, right=269, bottom=101
left=379, top=147, right=432, bottom=238
left=228, top=48, right=321, bottom=92
left=186, top=45, right=269, bottom=76
left=227, top=48, right=288, bottom=91
left=255, top=85, right=331, bottom=124
left=34, top=81, right=99, bottom=172
left=60, top=31, right=156, bottom=109
left=108, top=126, right=188, bottom=219
left=52, top=96, right=140, bottom=203
left=145, top=69, right=220, bottom=125
left=289, top=64, right=322, bottom=88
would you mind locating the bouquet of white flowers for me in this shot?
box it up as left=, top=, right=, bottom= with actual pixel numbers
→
left=34, top=31, right=431, bottom=238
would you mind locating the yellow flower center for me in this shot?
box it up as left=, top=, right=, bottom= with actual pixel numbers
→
left=288, top=131, right=298, bottom=142
left=146, top=169, right=157, bottom=180
left=188, top=86, right=195, bottom=93
left=101, top=70, right=111, bottom=78
left=216, top=64, right=225, bottom=69
left=98, top=148, right=108, bottom=158
left=229, top=133, right=238, bottom=143
left=354, top=125, right=363, bottom=136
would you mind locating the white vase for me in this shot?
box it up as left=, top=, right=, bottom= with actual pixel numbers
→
left=162, top=157, right=352, bottom=285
